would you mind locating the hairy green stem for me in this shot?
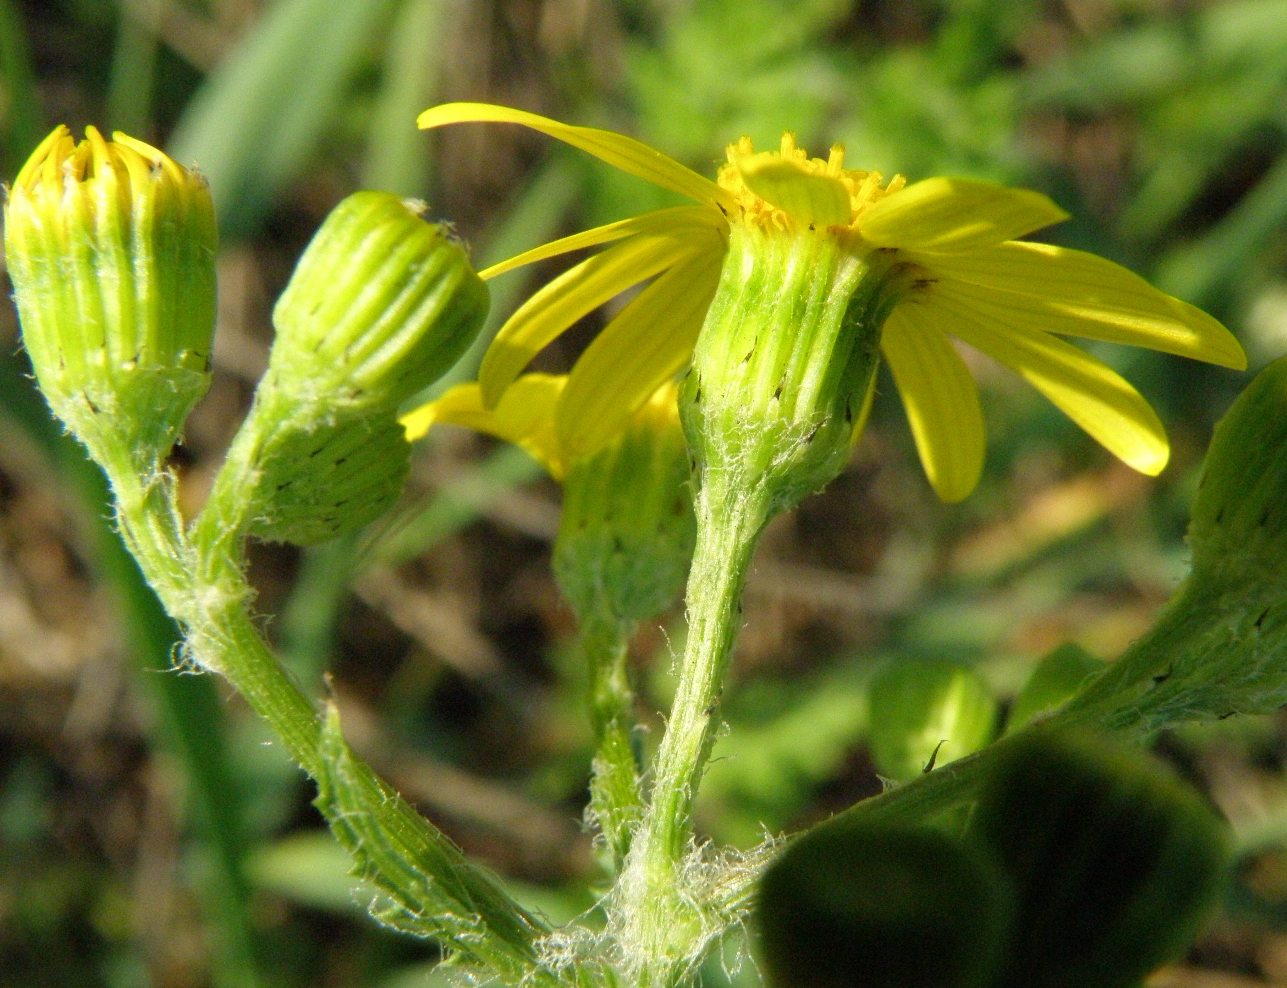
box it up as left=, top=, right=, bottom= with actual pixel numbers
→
left=89, top=423, right=324, bottom=772
left=615, top=472, right=771, bottom=986
left=80, top=423, right=558, bottom=984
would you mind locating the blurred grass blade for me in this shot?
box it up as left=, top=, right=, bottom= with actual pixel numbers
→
left=363, top=0, right=461, bottom=196
left=0, top=0, right=44, bottom=172
left=107, top=1, right=160, bottom=137
left=372, top=444, right=542, bottom=567
left=1156, top=151, right=1287, bottom=307
left=169, top=0, right=398, bottom=237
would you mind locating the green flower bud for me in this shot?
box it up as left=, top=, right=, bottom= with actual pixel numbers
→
left=757, top=817, right=1012, bottom=988
left=4, top=125, right=217, bottom=458
left=553, top=382, right=695, bottom=627
left=202, top=192, right=488, bottom=548
left=972, top=730, right=1228, bottom=988
left=408, top=375, right=695, bottom=627
left=266, top=190, right=487, bottom=415
left=867, top=658, right=998, bottom=782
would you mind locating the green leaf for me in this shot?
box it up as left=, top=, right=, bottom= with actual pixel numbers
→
left=1065, top=355, right=1287, bottom=733
left=830, top=358, right=1287, bottom=842
left=757, top=817, right=1011, bottom=988
left=867, top=658, right=998, bottom=782
left=1004, top=643, right=1103, bottom=734
left=973, top=730, right=1228, bottom=988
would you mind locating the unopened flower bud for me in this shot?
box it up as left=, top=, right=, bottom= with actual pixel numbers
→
left=554, top=382, right=695, bottom=627
left=266, top=190, right=487, bottom=415
left=4, top=125, right=216, bottom=458
left=217, top=191, right=489, bottom=547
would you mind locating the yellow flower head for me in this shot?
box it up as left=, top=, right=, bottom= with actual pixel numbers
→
left=717, top=134, right=906, bottom=233
left=413, top=103, right=1245, bottom=501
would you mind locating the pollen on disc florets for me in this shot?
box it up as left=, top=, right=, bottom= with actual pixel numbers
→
left=716, top=133, right=906, bottom=233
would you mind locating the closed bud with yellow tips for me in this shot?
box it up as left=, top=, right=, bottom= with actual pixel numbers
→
left=5, top=125, right=216, bottom=461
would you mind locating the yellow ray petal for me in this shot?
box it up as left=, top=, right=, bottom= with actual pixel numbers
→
left=880, top=308, right=986, bottom=502
left=402, top=375, right=569, bottom=477
left=480, top=205, right=724, bottom=280
left=912, top=242, right=1245, bottom=369
left=557, top=250, right=724, bottom=457
left=922, top=296, right=1169, bottom=475
left=478, top=226, right=719, bottom=405
left=859, top=178, right=1068, bottom=253
left=418, top=102, right=733, bottom=210
left=737, top=154, right=852, bottom=228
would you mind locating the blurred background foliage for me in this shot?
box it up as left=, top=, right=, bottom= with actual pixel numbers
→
left=2, top=1, right=1286, bottom=985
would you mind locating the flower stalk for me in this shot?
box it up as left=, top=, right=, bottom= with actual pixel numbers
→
left=615, top=223, right=897, bottom=984
left=575, top=609, right=645, bottom=868
left=6, top=127, right=553, bottom=985
left=616, top=471, right=770, bottom=958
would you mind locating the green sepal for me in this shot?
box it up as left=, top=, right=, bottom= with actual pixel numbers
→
left=682, top=224, right=898, bottom=516
left=756, top=817, right=1012, bottom=988
left=972, top=729, right=1229, bottom=988
left=1004, top=643, right=1104, bottom=734
left=248, top=412, right=411, bottom=545
left=867, top=658, right=998, bottom=783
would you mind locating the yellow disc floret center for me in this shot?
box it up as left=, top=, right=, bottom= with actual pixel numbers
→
left=716, top=133, right=905, bottom=234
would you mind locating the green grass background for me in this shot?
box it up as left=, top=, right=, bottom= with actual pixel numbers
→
left=2, top=1, right=1286, bottom=985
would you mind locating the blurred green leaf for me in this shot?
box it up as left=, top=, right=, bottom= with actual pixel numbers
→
left=1023, top=0, right=1287, bottom=110
left=251, top=831, right=370, bottom=915
left=701, top=662, right=872, bottom=845
left=1004, top=642, right=1104, bottom=734
left=169, top=0, right=399, bottom=237
left=757, top=816, right=1011, bottom=988
left=1021, top=0, right=1287, bottom=295
left=1156, top=152, right=1287, bottom=307
left=974, top=730, right=1228, bottom=988
left=107, top=1, right=159, bottom=136
left=0, top=0, right=43, bottom=171
left=362, top=0, right=460, bottom=196
left=867, top=658, right=997, bottom=783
